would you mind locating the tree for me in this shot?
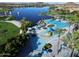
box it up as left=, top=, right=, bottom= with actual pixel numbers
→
left=20, top=18, right=33, bottom=34
left=66, top=13, right=79, bottom=32
left=56, top=28, right=64, bottom=54
left=63, top=30, right=79, bottom=57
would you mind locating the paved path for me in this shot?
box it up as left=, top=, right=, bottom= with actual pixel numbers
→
left=4, top=20, right=22, bottom=34
left=5, top=20, right=21, bottom=28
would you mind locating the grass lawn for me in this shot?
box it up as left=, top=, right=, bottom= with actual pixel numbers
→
left=0, top=16, right=16, bottom=21
left=0, top=22, right=20, bottom=45
left=0, top=16, right=8, bottom=21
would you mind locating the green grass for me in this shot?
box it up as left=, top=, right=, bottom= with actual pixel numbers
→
left=0, top=16, right=8, bottom=21
left=49, top=11, right=58, bottom=15
left=0, top=8, right=10, bottom=12
left=0, top=16, right=16, bottom=21
left=0, top=22, right=20, bottom=45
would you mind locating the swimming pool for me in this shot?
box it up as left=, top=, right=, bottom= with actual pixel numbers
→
left=27, top=19, right=69, bottom=57
left=37, top=19, right=68, bottom=35
left=44, top=19, right=68, bottom=30
left=18, top=19, right=69, bottom=57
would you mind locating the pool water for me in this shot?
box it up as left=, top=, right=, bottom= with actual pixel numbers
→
left=37, top=19, right=69, bottom=35
left=44, top=19, right=69, bottom=30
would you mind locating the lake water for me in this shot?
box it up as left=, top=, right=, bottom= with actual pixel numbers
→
left=11, top=7, right=51, bottom=23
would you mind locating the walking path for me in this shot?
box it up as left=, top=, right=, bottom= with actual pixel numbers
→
left=5, top=20, right=21, bottom=28
left=4, top=20, right=22, bottom=34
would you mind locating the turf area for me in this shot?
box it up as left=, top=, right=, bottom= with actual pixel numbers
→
left=0, top=22, right=20, bottom=45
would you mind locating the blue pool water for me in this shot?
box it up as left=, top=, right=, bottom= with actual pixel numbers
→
left=44, top=19, right=68, bottom=30
left=38, top=19, right=69, bottom=34
left=11, top=7, right=51, bottom=23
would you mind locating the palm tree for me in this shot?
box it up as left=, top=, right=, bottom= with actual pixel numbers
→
left=20, top=17, right=33, bottom=34
left=68, top=14, right=79, bottom=31
left=20, top=18, right=33, bottom=41
left=56, top=28, right=64, bottom=54
left=63, top=30, right=79, bottom=57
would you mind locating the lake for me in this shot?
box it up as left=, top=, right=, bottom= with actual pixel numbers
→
left=11, top=7, right=51, bottom=23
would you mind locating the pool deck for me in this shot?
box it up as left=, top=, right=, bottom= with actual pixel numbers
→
left=42, top=30, right=72, bottom=57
